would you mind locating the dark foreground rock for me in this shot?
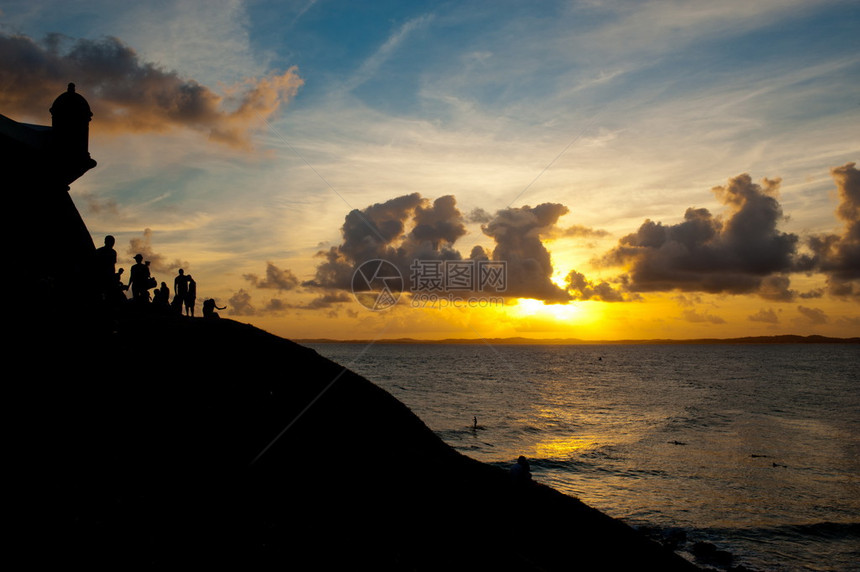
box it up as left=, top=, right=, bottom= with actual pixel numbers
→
left=14, top=310, right=700, bottom=570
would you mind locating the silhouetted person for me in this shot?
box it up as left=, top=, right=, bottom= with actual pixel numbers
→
left=128, top=254, right=150, bottom=302
left=153, top=281, right=170, bottom=307
left=473, top=416, right=478, bottom=430
left=112, top=268, right=129, bottom=304
left=184, top=275, right=196, bottom=317
left=93, top=235, right=117, bottom=300
left=510, top=456, right=532, bottom=484
left=157, top=282, right=170, bottom=308
left=202, top=298, right=225, bottom=318
left=152, top=286, right=163, bottom=306
left=173, top=269, right=190, bottom=313
left=145, top=261, right=156, bottom=300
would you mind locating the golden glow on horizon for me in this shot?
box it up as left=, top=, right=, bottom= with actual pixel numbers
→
left=514, top=298, right=583, bottom=322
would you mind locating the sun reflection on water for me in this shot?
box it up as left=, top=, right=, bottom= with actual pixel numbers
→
left=533, top=435, right=600, bottom=458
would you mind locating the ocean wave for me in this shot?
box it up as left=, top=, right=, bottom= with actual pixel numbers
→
left=704, top=521, right=860, bottom=542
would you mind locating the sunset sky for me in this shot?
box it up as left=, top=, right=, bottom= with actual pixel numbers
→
left=2, top=0, right=858, bottom=340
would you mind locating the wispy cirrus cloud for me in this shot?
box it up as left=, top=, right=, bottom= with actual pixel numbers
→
left=342, top=13, right=434, bottom=93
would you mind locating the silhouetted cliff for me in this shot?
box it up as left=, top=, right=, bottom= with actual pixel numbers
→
left=15, top=311, right=700, bottom=570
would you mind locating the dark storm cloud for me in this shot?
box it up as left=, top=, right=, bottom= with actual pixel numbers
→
left=306, top=193, right=469, bottom=293
left=481, top=203, right=572, bottom=302
left=307, top=195, right=572, bottom=302
left=807, top=162, right=860, bottom=298
left=600, top=174, right=803, bottom=298
left=0, top=33, right=302, bottom=148
left=306, top=193, right=427, bottom=291
left=401, top=195, right=468, bottom=258
left=243, top=262, right=300, bottom=291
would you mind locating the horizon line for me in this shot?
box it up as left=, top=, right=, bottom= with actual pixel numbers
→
left=295, top=334, right=860, bottom=345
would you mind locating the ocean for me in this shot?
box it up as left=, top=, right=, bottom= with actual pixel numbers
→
left=304, top=342, right=859, bottom=571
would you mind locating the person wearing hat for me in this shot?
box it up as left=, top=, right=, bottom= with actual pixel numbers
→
left=128, top=253, right=151, bottom=302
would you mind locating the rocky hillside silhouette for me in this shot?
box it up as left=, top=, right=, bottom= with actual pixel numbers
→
left=19, top=313, right=700, bottom=570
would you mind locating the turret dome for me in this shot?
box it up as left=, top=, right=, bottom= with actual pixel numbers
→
left=50, top=83, right=93, bottom=123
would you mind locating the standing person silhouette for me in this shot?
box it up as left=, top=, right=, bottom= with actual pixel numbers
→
left=128, top=254, right=150, bottom=302
left=93, top=235, right=117, bottom=300
left=184, top=275, right=196, bottom=317
left=173, top=269, right=190, bottom=314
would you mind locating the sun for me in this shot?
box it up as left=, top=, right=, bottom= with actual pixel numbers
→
left=514, top=298, right=581, bottom=321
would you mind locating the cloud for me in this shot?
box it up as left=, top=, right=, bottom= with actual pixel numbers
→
left=748, top=308, right=779, bottom=323
left=758, top=275, right=796, bottom=302
left=79, top=191, right=120, bottom=216
left=561, top=225, right=611, bottom=239
left=125, top=228, right=188, bottom=274
left=246, top=291, right=353, bottom=316
left=564, top=270, right=630, bottom=302
left=600, top=173, right=804, bottom=298
left=227, top=289, right=255, bottom=316
left=306, top=194, right=572, bottom=302
left=466, top=207, right=493, bottom=224
left=837, top=315, right=860, bottom=328
left=681, top=309, right=726, bottom=324
left=295, top=292, right=352, bottom=310
left=807, top=162, right=860, bottom=298
left=264, top=298, right=288, bottom=313
left=243, top=262, right=300, bottom=291
left=0, top=32, right=302, bottom=148
left=482, top=203, right=572, bottom=302
left=403, top=194, right=469, bottom=254
left=796, top=305, right=828, bottom=325
left=306, top=193, right=428, bottom=291
left=266, top=292, right=353, bottom=313
left=345, top=14, right=434, bottom=92
left=799, top=288, right=824, bottom=299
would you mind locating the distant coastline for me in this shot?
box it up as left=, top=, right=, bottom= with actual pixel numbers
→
left=298, top=334, right=860, bottom=345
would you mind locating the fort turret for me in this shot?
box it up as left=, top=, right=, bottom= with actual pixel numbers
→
left=2, top=83, right=100, bottom=325
left=50, top=82, right=94, bottom=166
